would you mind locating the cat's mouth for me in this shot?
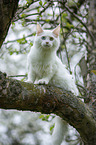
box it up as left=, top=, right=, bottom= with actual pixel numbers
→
left=46, top=44, right=50, bottom=47
left=43, top=44, right=52, bottom=48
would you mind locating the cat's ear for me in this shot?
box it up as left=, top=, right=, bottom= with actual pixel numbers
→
left=36, top=23, right=43, bottom=35
left=52, top=25, right=60, bottom=37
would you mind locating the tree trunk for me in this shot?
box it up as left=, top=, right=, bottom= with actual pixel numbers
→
left=0, top=0, right=19, bottom=48
left=85, top=0, right=96, bottom=119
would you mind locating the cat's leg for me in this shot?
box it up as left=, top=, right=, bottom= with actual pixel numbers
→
left=34, top=71, right=54, bottom=85
left=27, top=65, right=36, bottom=83
left=34, top=64, right=56, bottom=85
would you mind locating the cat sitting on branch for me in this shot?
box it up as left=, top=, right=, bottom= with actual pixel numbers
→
left=27, top=23, right=79, bottom=96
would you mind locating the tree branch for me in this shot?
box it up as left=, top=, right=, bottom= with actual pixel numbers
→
left=0, top=71, right=96, bottom=144
left=0, top=0, right=19, bottom=48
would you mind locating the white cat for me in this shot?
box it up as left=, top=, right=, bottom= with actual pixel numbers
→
left=27, top=23, right=79, bottom=96
left=27, top=24, right=79, bottom=145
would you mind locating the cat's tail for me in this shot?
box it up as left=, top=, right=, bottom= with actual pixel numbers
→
left=51, top=116, right=67, bottom=145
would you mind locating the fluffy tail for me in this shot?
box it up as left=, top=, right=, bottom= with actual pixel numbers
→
left=51, top=116, right=67, bottom=145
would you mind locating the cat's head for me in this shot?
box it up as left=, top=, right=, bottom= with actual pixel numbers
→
left=34, top=23, right=60, bottom=51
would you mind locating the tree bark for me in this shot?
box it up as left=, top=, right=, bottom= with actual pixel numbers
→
left=0, top=71, right=96, bottom=145
left=0, top=0, right=19, bottom=48
left=85, top=0, right=96, bottom=119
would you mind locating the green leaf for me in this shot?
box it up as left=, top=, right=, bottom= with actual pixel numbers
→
left=21, top=13, right=26, bottom=18
left=21, top=77, right=26, bottom=82
left=46, top=19, right=50, bottom=22
left=50, top=123, right=55, bottom=134
left=39, top=1, right=42, bottom=6
left=29, top=42, right=33, bottom=46
left=79, top=37, right=81, bottom=41
left=22, top=21, right=26, bottom=27
left=11, top=22, right=15, bottom=29
left=12, top=22, right=15, bottom=26
left=37, top=8, right=40, bottom=13
left=50, top=123, right=55, bottom=131
left=39, top=114, right=45, bottom=119
left=62, top=12, right=68, bottom=17
left=45, top=115, right=50, bottom=120
left=44, top=2, right=47, bottom=6
left=9, top=51, right=14, bottom=55
left=33, top=32, right=36, bottom=36
left=17, top=37, right=27, bottom=44
left=25, top=73, right=28, bottom=77
left=39, top=114, right=50, bottom=121
left=48, top=14, right=53, bottom=16
left=26, top=0, right=32, bottom=4
left=66, top=22, right=74, bottom=28
left=73, top=34, right=76, bottom=38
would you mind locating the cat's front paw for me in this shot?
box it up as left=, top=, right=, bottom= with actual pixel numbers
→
left=34, top=79, right=49, bottom=85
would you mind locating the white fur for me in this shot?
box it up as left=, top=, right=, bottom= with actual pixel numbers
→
left=27, top=24, right=79, bottom=145
left=27, top=25, right=78, bottom=96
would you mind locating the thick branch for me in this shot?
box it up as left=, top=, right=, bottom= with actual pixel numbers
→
left=0, top=0, right=19, bottom=48
left=0, top=72, right=96, bottom=145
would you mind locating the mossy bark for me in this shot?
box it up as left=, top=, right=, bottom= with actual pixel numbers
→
left=0, top=71, right=96, bottom=145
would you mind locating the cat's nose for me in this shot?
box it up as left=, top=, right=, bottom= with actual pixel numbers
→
left=46, top=42, right=49, bottom=45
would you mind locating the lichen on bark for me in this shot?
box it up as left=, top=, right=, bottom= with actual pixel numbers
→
left=0, top=71, right=96, bottom=144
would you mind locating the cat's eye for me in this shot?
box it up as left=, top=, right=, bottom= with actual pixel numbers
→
left=50, top=37, right=54, bottom=41
left=41, top=36, right=46, bottom=40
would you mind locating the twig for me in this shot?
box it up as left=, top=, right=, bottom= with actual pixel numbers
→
left=8, top=75, right=27, bottom=78
left=64, top=4, right=95, bottom=47
left=60, top=8, right=71, bottom=73
left=3, top=33, right=35, bottom=45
